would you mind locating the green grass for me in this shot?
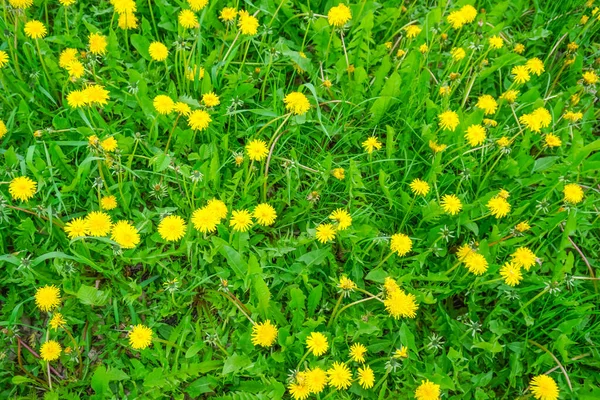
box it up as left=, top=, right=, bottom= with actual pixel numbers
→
left=1, top=0, right=600, bottom=398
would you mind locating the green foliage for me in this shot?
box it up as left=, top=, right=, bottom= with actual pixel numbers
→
left=1, top=0, right=599, bottom=399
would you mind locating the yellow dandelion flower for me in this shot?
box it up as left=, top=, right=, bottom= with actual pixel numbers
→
left=329, top=208, right=352, bottom=230
left=67, top=90, right=88, bottom=108
left=530, top=375, right=559, bottom=400
left=188, top=109, right=211, bottom=130
left=460, top=4, right=477, bottom=22
left=384, top=277, right=401, bottom=295
left=404, top=25, right=421, bottom=39
left=327, top=362, right=352, bottom=389
left=0, top=51, right=9, bottom=68
left=129, top=324, right=153, bottom=350
left=464, top=253, right=488, bottom=275
left=332, top=168, right=345, bottom=180
left=35, top=285, right=61, bottom=312
left=450, top=47, right=466, bottom=61
left=284, top=91, right=310, bottom=115
left=447, top=11, right=466, bottom=29
left=49, top=312, right=66, bottom=330
left=500, top=89, right=519, bottom=103
left=488, top=35, right=503, bottom=49
left=191, top=207, right=220, bottom=233
left=464, top=124, right=486, bottom=147
left=500, top=262, right=522, bottom=286
left=9, top=0, right=33, bottom=9
left=497, top=136, right=511, bottom=148
left=582, top=70, right=598, bottom=85
left=483, top=118, right=497, bottom=127
left=327, top=3, right=352, bottom=27
left=40, top=340, right=62, bottom=361
left=170, top=102, right=190, bottom=117
left=394, top=346, right=409, bottom=359
left=230, top=209, right=253, bottom=232
left=429, top=140, right=447, bottom=152
left=415, top=379, right=441, bottom=400
left=179, top=9, right=199, bottom=29
left=512, top=65, right=531, bottom=84
left=563, top=183, right=584, bottom=204
left=410, top=178, right=430, bottom=196
left=59, top=48, right=78, bottom=68
left=357, top=365, right=374, bottom=389
left=510, top=247, right=537, bottom=271
left=306, top=367, right=327, bottom=393
left=89, top=33, right=108, bottom=55
left=514, top=43, right=525, bottom=54
left=362, top=136, right=382, bottom=153
left=349, top=343, right=367, bottom=363
left=315, top=223, right=336, bottom=243
left=206, top=198, right=228, bottom=220
left=111, top=220, right=140, bottom=249
left=306, top=332, right=328, bottom=356
left=516, top=221, right=530, bottom=232
left=85, top=211, right=112, bottom=237
left=544, top=133, right=561, bottom=148
left=253, top=203, right=277, bottom=226
left=245, top=139, right=269, bottom=161
left=220, top=7, right=237, bottom=22
left=100, top=195, right=117, bottom=210
left=187, top=0, right=207, bottom=12
left=24, top=20, right=47, bottom=39
left=441, top=194, right=462, bottom=215
left=83, top=85, right=110, bottom=106
left=238, top=10, right=259, bottom=35
left=251, top=320, right=278, bottom=347
left=338, top=276, right=356, bottom=291
left=563, top=111, right=583, bottom=122
left=186, top=65, right=205, bottom=81
left=289, top=376, right=310, bottom=400
left=476, top=94, right=498, bottom=115
left=118, top=12, right=138, bottom=30
left=64, top=217, right=88, bottom=239
left=148, top=41, right=168, bottom=61
left=9, top=176, right=37, bottom=201
left=202, top=92, right=220, bottom=107
left=390, top=233, right=412, bottom=256
left=439, top=86, right=450, bottom=96
left=438, top=110, right=460, bottom=131
left=66, top=60, right=85, bottom=79
left=384, top=290, right=418, bottom=318
left=153, top=95, right=174, bottom=114
left=158, top=215, right=187, bottom=241
left=457, top=244, right=475, bottom=262
left=526, top=57, right=545, bottom=76
left=112, top=0, right=136, bottom=14
left=487, top=196, right=511, bottom=218
left=100, top=137, right=118, bottom=152
left=0, top=120, right=6, bottom=138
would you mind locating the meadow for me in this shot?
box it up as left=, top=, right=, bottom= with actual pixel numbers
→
left=0, top=0, right=599, bottom=398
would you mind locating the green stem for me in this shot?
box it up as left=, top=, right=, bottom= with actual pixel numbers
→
left=326, top=293, right=344, bottom=328
left=295, top=349, right=311, bottom=370
left=374, top=252, right=393, bottom=270
left=507, top=288, right=549, bottom=323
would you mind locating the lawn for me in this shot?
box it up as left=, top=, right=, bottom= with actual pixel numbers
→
left=0, top=0, right=599, bottom=398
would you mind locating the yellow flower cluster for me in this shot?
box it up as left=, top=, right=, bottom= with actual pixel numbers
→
left=383, top=277, right=419, bottom=319
left=446, top=4, right=477, bottom=29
